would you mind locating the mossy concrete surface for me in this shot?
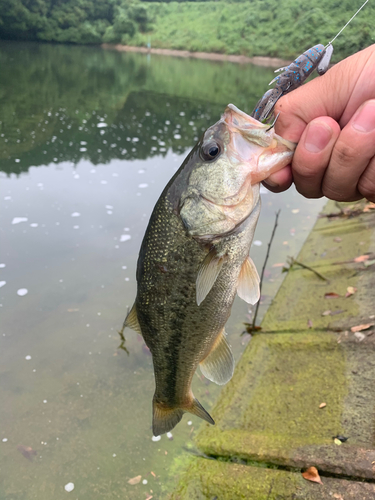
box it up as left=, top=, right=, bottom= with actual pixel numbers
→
left=170, top=202, right=375, bottom=497
left=169, top=458, right=375, bottom=500
left=262, top=201, right=375, bottom=332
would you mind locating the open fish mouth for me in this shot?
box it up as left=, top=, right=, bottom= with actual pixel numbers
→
left=224, top=103, right=296, bottom=152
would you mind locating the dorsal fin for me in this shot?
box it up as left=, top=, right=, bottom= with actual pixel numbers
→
left=124, top=303, right=142, bottom=334
left=196, top=249, right=226, bottom=306
left=200, top=329, right=234, bottom=385
left=237, top=256, right=260, bottom=305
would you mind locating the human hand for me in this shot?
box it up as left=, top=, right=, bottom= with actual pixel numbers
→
left=263, top=44, right=375, bottom=202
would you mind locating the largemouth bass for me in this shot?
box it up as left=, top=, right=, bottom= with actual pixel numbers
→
left=124, top=104, right=295, bottom=436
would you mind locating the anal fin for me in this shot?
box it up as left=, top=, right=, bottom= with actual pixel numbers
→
left=237, top=256, right=260, bottom=305
left=123, top=303, right=142, bottom=334
left=196, top=249, right=226, bottom=306
left=200, top=329, right=234, bottom=385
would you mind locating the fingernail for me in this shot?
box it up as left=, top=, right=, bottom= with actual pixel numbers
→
left=304, top=122, right=333, bottom=153
left=352, top=101, right=375, bottom=132
left=263, top=179, right=278, bottom=188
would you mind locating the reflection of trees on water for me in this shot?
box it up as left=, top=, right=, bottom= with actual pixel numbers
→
left=0, top=41, right=272, bottom=175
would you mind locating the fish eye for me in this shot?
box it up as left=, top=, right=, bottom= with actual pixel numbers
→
left=201, top=141, right=221, bottom=161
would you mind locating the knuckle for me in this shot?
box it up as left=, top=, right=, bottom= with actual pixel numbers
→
left=334, top=143, right=360, bottom=165
left=358, top=174, right=375, bottom=201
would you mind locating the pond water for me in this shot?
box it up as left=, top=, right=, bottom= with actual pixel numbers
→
left=0, top=41, right=326, bottom=499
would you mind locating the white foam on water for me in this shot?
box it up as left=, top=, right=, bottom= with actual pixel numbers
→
left=71, top=212, right=80, bottom=217
left=253, top=240, right=262, bottom=246
left=0, top=281, right=6, bottom=288
left=12, top=217, right=28, bottom=225
left=120, top=235, right=131, bottom=242
left=64, top=482, right=74, bottom=492
left=17, top=288, right=28, bottom=296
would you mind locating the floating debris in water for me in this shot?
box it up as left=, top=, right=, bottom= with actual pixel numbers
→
left=30, top=223, right=38, bottom=228
left=17, top=289, right=28, bottom=296
left=253, top=240, right=262, bottom=246
left=25, top=355, right=31, bottom=360
left=64, top=482, right=75, bottom=492
left=138, top=184, right=148, bottom=188
left=0, top=264, right=5, bottom=268
left=0, top=281, right=6, bottom=288
left=71, top=212, right=80, bottom=217
left=17, top=445, right=37, bottom=461
left=12, top=217, right=28, bottom=225
left=128, top=475, right=141, bottom=485
left=120, top=235, right=131, bottom=242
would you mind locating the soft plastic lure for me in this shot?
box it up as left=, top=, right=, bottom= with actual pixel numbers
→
left=252, top=0, right=369, bottom=122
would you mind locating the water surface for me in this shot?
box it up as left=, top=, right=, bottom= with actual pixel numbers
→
left=0, top=41, right=326, bottom=499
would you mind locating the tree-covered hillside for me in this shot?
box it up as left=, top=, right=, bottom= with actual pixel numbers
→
left=0, top=0, right=151, bottom=44
left=0, top=0, right=373, bottom=60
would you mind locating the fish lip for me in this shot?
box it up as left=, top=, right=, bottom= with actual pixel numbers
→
left=223, top=104, right=263, bottom=129
left=224, top=103, right=296, bottom=151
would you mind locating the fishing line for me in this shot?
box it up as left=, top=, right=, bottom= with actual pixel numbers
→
left=327, top=0, right=369, bottom=46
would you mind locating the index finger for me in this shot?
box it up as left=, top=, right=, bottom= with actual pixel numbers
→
left=274, top=44, right=375, bottom=142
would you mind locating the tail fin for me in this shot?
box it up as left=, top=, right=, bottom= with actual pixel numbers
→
left=153, top=401, right=184, bottom=436
left=152, top=398, right=215, bottom=436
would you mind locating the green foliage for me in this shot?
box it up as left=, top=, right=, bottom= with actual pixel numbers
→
left=0, top=0, right=373, bottom=59
left=0, top=0, right=152, bottom=44
left=131, top=0, right=374, bottom=61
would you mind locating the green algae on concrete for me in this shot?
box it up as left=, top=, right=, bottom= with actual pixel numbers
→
left=195, top=332, right=373, bottom=478
left=262, top=201, right=374, bottom=332
left=169, top=457, right=375, bottom=500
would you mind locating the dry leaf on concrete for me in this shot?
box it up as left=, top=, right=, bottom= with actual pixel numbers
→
left=350, top=323, right=374, bottom=333
left=363, top=202, right=375, bottom=212
left=324, top=292, right=340, bottom=299
left=128, top=475, right=142, bottom=485
left=302, top=466, right=323, bottom=484
left=345, top=286, right=357, bottom=297
left=353, top=255, right=370, bottom=263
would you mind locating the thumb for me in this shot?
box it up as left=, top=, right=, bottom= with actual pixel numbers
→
left=274, top=44, right=375, bottom=142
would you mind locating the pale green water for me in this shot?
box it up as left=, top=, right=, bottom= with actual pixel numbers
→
left=0, top=41, right=325, bottom=499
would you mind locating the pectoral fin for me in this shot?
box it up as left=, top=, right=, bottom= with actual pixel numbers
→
left=123, top=303, right=142, bottom=334
left=237, top=256, right=260, bottom=305
left=196, top=249, right=226, bottom=306
left=200, top=329, right=234, bottom=385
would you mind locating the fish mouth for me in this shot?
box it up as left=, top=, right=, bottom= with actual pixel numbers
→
left=223, top=104, right=262, bottom=130
left=223, top=103, right=296, bottom=151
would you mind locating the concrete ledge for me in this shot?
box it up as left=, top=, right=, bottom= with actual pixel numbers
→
left=170, top=458, right=375, bottom=500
